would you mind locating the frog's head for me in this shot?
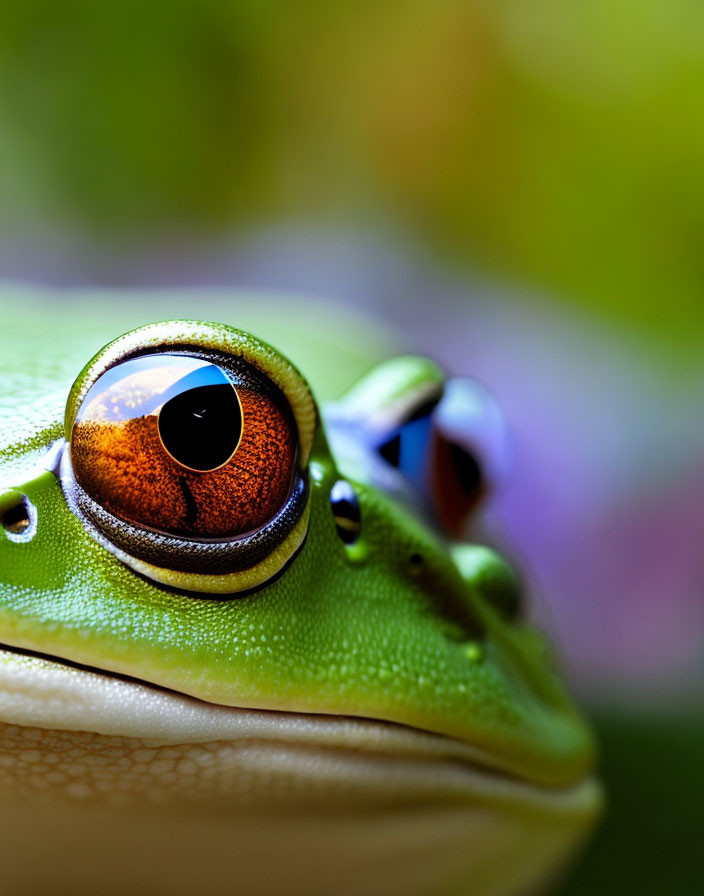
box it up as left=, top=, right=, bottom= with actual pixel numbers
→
left=0, top=320, right=600, bottom=895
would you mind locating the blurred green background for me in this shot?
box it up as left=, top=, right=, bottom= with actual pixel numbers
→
left=0, top=2, right=702, bottom=893
left=1, top=1, right=703, bottom=358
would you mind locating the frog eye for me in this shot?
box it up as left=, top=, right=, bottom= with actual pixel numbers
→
left=62, top=321, right=317, bottom=594
left=71, top=354, right=295, bottom=539
left=374, top=377, right=510, bottom=536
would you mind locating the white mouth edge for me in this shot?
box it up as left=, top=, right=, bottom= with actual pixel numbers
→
left=0, top=646, right=601, bottom=818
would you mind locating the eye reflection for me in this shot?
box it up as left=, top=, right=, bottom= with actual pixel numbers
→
left=71, top=353, right=297, bottom=539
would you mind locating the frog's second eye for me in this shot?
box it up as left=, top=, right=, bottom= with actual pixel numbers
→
left=375, top=377, right=511, bottom=537
left=70, top=354, right=296, bottom=540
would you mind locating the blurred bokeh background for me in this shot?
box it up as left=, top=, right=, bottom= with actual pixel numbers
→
left=0, top=2, right=702, bottom=892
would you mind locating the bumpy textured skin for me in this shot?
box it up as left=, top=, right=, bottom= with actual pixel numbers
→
left=0, top=312, right=596, bottom=792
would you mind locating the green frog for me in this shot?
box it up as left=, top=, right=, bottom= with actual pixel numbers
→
left=0, top=315, right=600, bottom=896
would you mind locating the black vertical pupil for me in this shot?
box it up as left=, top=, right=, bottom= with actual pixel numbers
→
left=159, top=383, right=241, bottom=471
left=449, top=443, right=482, bottom=495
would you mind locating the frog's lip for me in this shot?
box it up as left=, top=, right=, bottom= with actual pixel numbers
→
left=0, top=642, right=600, bottom=819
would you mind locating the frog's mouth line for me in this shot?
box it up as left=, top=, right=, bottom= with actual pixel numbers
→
left=0, top=641, right=600, bottom=823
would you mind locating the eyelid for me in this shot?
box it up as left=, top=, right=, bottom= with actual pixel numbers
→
left=59, top=444, right=311, bottom=594
left=333, top=356, right=445, bottom=436
left=65, top=320, right=318, bottom=466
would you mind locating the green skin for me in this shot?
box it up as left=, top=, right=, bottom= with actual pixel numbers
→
left=0, top=313, right=599, bottom=895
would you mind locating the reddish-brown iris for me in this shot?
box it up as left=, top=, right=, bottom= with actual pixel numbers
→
left=70, top=354, right=297, bottom=538
left=429, top=434, right=485, bottom=537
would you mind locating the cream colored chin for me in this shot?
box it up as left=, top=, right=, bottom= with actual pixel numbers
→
left=0, top=648, right=601, bottom=896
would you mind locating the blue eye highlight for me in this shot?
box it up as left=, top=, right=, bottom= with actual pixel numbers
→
left=374, top=378, right=509, bottom=536
left=378, top=414, right=433, bottom=488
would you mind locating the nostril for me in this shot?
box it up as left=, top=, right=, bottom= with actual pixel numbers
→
left=409, top=553, right=425, bottom=576
left=3, top=503, right=29, bottom=533
left=1, top=492, right=37, bottom=542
